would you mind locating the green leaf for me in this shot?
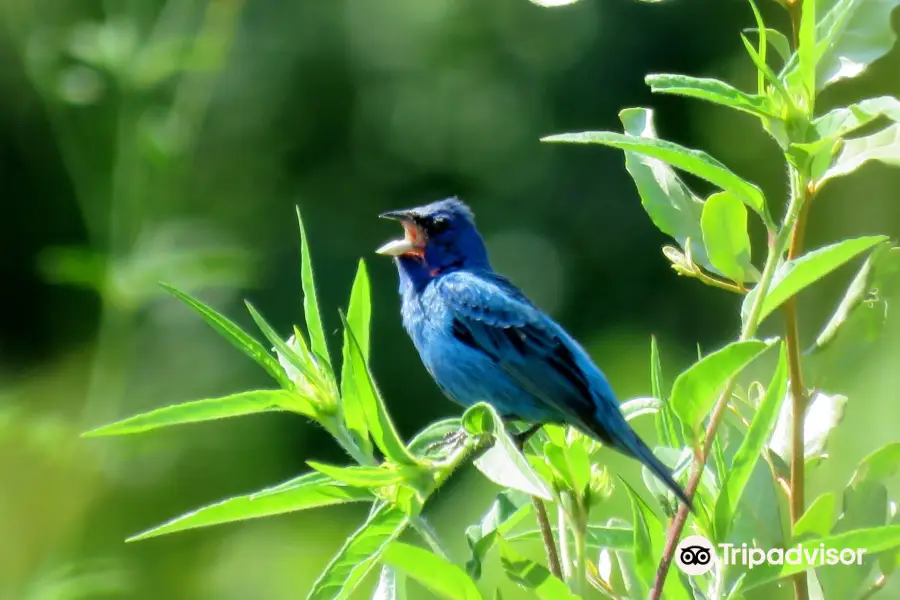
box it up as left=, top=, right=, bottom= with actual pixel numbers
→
left=815, top=0, right=900, bottom=89
left=308, top=503, right=409, bottom=600
left=83, top=389, right=307, bottom=437
left=463, top=403, right=553, bottom=500
left=743, top=27, right=792, bottom=64
left=507, top=524, right=634, bottom=552
left=670, top=339, right=772, bottom=433
left=407, top=418, right=463, bottom=458
left=465, top=491, right=532, bottom=579
left=740, top=34, right=791, bottom=106
left=769, top=390, right=848, bottom=464
left=743, top=236, right=888, bottom=326
left=543, top=121, right=769, bottom=223
left=700, top=191, right=758, bottom=284
left=645, top=74, right=773, bottom=117
left=715, top=343, right=787, bottom=540
left=741, top=524, right=900, bottom=591
left=613, top=108, right=712, bottom=273
left=340, top=260, right=374, bottom=459
left=340, top=312, right=420, bottom=467
left=373, top=566, right=407, bottom=600
left=543, top=440, right=591, bottom=495
left=814, top=96, right=900, bottom=139
left=850, top=443, right=900, bottom=486
left=650, top=337, right=680, bottom=448
left=296, top=206, right=332, bottom=370
left=496, top=537, right=579, bottom=600
left=306, top=462, right=412, bottom=489
left=383, top=542, right=483, bottom=600
left=126, top=472, right=371, bottom=541
left=621, top=397, right=661, bottom=421
left=793, top=492, right=836, bottom=539
left=820, top=123, right=900, bottom=185
left=160, top=283, right=289, bottom=387
left=797, top=0, right=817, bottom=98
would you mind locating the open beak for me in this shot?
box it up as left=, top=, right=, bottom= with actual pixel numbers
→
left=376, top=211, right=426, bottom=257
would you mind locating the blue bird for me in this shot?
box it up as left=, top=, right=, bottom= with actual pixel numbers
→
left=376, top=198, right=691, bottom=509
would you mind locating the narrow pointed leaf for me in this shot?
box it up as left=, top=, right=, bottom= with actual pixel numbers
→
left=340, top=260, right=374, bottom=458
left=701, top=191, right=757, bottom=284
left=543, top=127, right=768, bottom=222
left=621, top=397, right=661, bottom=421
left=745, top=236, right=888, bottom=326
left=296, top=206, right=332, bottom=369
left=814, top=96, right=900, bottom=138
left=308, top=503, right=409, bottom=600
left=83, top=389, right=307, bottom=437
left=670, top=339, right=772, bottom=433
left=306, top=462, right=411, bottom=489
left=496, top=537, right=579, bottom=600
left=341, top=313, right=420, bottom=467
left=160, top=283, right=289, bottom=387
left=127, top=472, right=371, bottom=541
left=715, top=344, right=787, bottom=539
left=793, top=492, right=836, bottom=539
left=743, top=27, right=792, bottom=63
left=645, top=74, right=773, bottom=117
left=797, top=0, right=817, bottom=97
left=383, top=542, right=483, bottom=600
left=465, top=490, right=532, bottom=579
left=820, top=124, right=900, bottom=184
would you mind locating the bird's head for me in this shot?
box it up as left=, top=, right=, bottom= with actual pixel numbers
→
left=376, top=198, right=490, bottom=285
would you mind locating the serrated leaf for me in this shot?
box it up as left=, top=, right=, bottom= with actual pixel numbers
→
left=340, top=313, right=420, bottom=467
left=340, top=260, right=374, bottom=459
left=614, top=108, right=712, bottom=272
left=83, top=389, right=307, bottom=437
left=743, top=236, right=888, bottom=326
left=670, top=339, right=772, bottom=434
left=127, top=472, right=371, bottom=541
left=383, top=542, right=483, bottom=600
left=793, top=492, right=836, bottom=539
left=715, top=343, right=787, bottom=540
left=463, top=403, right=553, bottom=500
left=296, top=206, right=332, bottom=370
left=645, top=74, right=774, bottom=117
left=820, top=123, right=900, bottom=185
left=701, top=191, right=758, bottom=284
left=741, top=525, right=900, bottom=591
left=465, top=490, right=532, bottom=579
left=769, top=391, right=848, bottom=463
left=308, top=504, right=409, bottom=600
left=814, top=96, right=900, bottom=139
left=496, top=537, right=579, bottom=600
left=160, top=283, right=289, bottom=387
left=543, top=123, right=769, bottom=222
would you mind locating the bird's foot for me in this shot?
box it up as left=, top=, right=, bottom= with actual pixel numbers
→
left=423, top=427, right=469, bottom=456
left=511, top=423, right=543, bottom=452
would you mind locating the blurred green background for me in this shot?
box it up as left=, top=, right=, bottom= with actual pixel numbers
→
left=2, top=0, right=899, bottom=598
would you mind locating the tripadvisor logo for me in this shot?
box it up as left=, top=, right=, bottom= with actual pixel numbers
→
left=674, top=535, right=867, bottom=576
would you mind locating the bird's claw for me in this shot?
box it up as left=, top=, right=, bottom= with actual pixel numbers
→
left=422, top=427, right=469, bottom=456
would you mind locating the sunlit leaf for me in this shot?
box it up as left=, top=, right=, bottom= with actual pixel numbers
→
left=670, top=339, right=772, bottom=433
left=645, top=74, right=774, bottom=117
left=715, top=343, right=787, bottom=539
left=160, top=283, right=289, bottom=387
left=127, top=472, right=371, bottom=541
left=820, top=123, right=900, bottom=185
left=306, top=462, right=414, bottom=489
left=621, top=397, right=661, bottom=422
left=407, top=418, right=462, bottom=458
left=496, top=537, right=578, bottom=600
left=797, top=0, right=817, bottom=98
left=543, top=122, right=769, bottom=222
left=700, top=191, right=758, bottom=284
left=743, top=236, right=888, bottom=326
left=372, top=566, right=407, bottom=600
left=814, top=96, right=900, bottom=139
left=341, top=313, right=420, bottom=467
left=507, top=523, right=634, bottom=552
left=463, top=403, right=553, bottom=500
left=383, top=542, right=483, bottom=600
left=793, top=492, right=836, bottom=539
left=83, top=389, right=308, bottom=437
left=769, top=391, right=848, bottom=464
left=296, top=206, right=333, bottom=369
left=308, top=504, right=409, bottom=600
left=465, top=490, right=532, bottom=579
left=650, top=337, right=680, bottom=448
left=340, top=260, right=375, bottom=459
left=743, top=27, right=792, bottom=63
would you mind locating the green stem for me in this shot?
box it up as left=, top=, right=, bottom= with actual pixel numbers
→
left=558, top=503, right=572, bottom=582
left=649, top=188, right=808, bottom=600
left=571, top=499, right=588, bottom=597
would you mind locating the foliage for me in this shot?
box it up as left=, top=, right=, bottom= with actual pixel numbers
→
left=82, top=0, right=900, bottom=599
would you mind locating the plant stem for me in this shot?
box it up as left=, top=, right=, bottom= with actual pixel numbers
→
left=571, top=499, right=588, bottom=597
left=534, top=498, right=564, bottom=579
left=649, top=189, right=808, bottom=600
left=785, top=167, right=813, bottom=600
left=558, top=503, right=572, bottom=582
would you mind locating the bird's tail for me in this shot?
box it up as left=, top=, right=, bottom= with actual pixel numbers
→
left=586, top=420, right=694, bottom=512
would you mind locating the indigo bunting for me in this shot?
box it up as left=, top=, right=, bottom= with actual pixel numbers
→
left=376, top=198, right=691, bottom=508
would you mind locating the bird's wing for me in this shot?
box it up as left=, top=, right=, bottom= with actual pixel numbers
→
left=435, top=270, right=614, bottom=435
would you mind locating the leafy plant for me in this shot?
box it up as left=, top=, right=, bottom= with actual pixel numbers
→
left=82, top=0, right=900, bottom=599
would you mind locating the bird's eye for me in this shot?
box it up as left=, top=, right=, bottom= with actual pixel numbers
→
left=429, top=217, right=451, bottom=234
